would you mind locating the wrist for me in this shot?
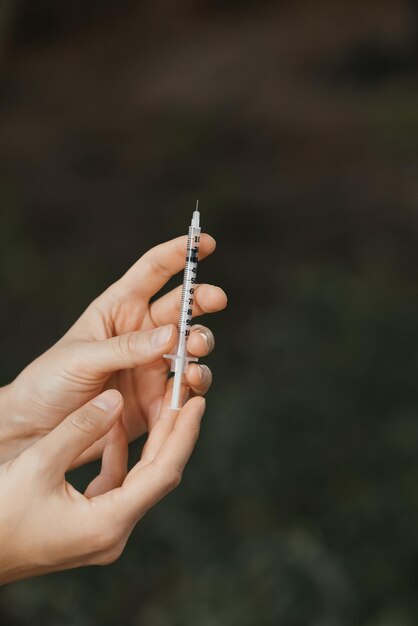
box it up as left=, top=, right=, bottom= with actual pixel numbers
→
left=0, top=383, right=35, bottom=464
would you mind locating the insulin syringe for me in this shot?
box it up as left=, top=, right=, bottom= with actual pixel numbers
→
left=164, top=202, right=202, bottom=410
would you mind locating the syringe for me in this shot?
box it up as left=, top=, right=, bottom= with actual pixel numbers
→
left=164, top=202, right=202, bottom=410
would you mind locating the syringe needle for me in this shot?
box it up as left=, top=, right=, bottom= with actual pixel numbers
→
left=164, top=204, right=202, bottom=410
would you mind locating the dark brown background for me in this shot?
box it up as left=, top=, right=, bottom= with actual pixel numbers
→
left=0, top=1, right=418, bottom=624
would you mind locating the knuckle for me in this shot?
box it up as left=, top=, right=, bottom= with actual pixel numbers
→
left=92, top=524, right=121, bottom=553
left=171, top=469, right=183, bottom=490
left=161, top=466, right=183, bottom=493
left=68, top=406, right=99, bottom=434
left=125, top=331, right=140, bottom=354
left=145, top=255, right=170, bottom=280
left=95, top=545, right=123, bottom=566
left=115, top=333, right=128, bottom=356
left=115, top=332, right=139, bottom=360
left=66, top=343, right=86, bottom=369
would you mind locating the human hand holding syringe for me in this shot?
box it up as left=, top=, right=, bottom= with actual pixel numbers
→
left=0, top=203, right=227, bottom=583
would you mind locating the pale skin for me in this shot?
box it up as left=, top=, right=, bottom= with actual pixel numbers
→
left=0, top=233, right=227, bottom=583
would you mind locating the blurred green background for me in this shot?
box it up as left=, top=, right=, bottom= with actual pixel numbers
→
left=0, top=1, right=418, bottom=624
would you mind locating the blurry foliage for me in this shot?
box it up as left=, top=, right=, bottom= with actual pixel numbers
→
left=368, top=87, right=418, bottom=157
left=0, top=1, right=418, bottom=625
left=1, top=235, right=418, bottom=625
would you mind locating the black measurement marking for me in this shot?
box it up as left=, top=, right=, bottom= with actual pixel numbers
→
left=177, top=228, right=200, bottom=333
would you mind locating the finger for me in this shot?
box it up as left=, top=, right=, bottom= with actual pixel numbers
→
left=78, top=324, right=177, bottom=375
left=149, top=283, right=227, bottom=327
left=96, top=397, right=205, bottom=524
left=84, top=419, right=128, bottom=498
left=186, top=324, right=215, bottom=357
left=32, top=389, right=123, bottom=478
left=185, top=363, right=212, bottom=396
left=147, top=394, right=164, bottom=431
left=69, top=378, right=169, bottom=470
left=115, top=234, right=216, bottom=300
left=139, top=383, right=190, bottom=466
left=126, top=396, right=205, bottom=516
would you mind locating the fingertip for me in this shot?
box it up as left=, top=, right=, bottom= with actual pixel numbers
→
left=186, top=363, right=212, bottom=392
left=197, top=395, right=206, bottom=417
left=185, top=362, right=201, bottom=387
left=184, top=394, right=206, bottom=416
left=201, top=233, right=216, bottom=252
left=217, top=286, right=228, bottom=308
left=207, top=285, right=227, bottom=310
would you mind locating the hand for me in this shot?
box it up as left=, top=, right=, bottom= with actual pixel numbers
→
left=1, top=234, right=226, bottom=464
left=0, top=388, right=205, bottom=584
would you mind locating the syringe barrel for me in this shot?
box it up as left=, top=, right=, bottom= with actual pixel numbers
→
left=164, top=208, right=202, bottom=409
left=176, top=223, right=201, bottom=355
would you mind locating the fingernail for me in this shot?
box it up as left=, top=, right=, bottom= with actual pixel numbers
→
left=151, top=325, right=173, bottom=349
left=198, top=332, right=210, bottom=351
left=92, top=389, right=121, bottom=411
left=198, top=364, right=211, bottom=383
left=182, top=385, right=191, bottom=404
left=198, top=397, right=206, bottom=420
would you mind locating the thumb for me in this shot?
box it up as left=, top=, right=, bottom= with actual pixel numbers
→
left=81, top=324, right=177, bottom=374
left=33, top=389, right=123, bottom=477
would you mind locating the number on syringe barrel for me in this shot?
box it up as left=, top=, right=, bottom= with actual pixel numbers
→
left=188, top=246, right=199, bottom=262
